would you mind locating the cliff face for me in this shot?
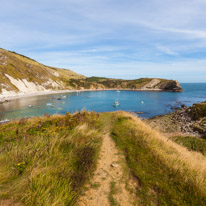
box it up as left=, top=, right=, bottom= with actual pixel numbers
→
left=139, top=79, right=183, bottom=92
left=0, top=48, right=183, bottom=98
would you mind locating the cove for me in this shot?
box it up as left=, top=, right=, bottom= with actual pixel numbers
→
left=0, top=83, right=206, bottom=121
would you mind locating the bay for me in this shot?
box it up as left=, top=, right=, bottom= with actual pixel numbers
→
left=0, top=83, right=206, bottom=120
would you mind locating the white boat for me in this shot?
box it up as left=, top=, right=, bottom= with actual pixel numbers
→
left=62, top=95, right=66, bottom=99
left=141, top=101, right=144, bottom=104
left=113, top=101, right=120, bottom=107
left=28, top=105, right=33, bottom=108
left=0, top=119, right=10, bottom=124
left=116, top=90, right=120, bottom=93
left=47, top=103, right=54, bottom=107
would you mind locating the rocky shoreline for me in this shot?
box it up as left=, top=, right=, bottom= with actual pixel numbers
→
left=146, top=102, right=206, bottom=137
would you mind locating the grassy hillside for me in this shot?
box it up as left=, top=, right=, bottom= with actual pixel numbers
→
left=0, top=48, right=84, bottom=93
left=1, top=111, right=206, bottom=205
left=70, top=76, right=183, bottom=92
left=111, top=112, right=206, bottom=205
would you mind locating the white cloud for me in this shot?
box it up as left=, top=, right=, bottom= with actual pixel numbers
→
left=0, top=0, right=206, bottom=82
left=155, top=44, right=178, bottom=56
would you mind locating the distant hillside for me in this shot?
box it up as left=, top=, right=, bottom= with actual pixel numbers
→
left=71, top=76, right=183, bottom=92
left=0, top=48, right=85, bottom=95
left=0, top=48, right=182, bottom=98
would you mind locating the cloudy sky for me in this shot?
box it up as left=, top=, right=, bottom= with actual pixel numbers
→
left=1, top=0, right=206, bottom=82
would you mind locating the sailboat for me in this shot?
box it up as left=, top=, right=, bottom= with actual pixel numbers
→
left=113, top=101, right=120, bottom=107
left=47, top=103, right=54, bottom=107
left=113, top=92, right=120, bottom=107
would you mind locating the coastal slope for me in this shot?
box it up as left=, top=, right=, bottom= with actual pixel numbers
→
left=1, top=111, right=206, bottom=205
left=0, top=48, right=182, bottom=100
left=0, top=48, right=85, bottom=97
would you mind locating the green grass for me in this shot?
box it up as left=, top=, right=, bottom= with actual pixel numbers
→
left=110, top=112, right=206, bottom=206
left=170, top=135, right=206, bottom=156
left=0, top=111, right=101, bottom=206
left=90, top=182, right=101, bottom=189
left=108, top=181, right=118, bottom=206
left=85, top=76, right=108, bottom=82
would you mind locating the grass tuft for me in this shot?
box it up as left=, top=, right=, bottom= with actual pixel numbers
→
left=0, top=111, right=101, bottom=205
left=108, top=181, right=118, bottom=206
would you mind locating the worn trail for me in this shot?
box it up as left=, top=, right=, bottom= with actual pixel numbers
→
left=78, top=114, right=137, bottom=206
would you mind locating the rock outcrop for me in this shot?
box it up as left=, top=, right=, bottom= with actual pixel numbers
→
left=158, top=80, right=183, bottom=92
left=146, top=102, right=206, bottom=136
left=140, top=79, right=183, bottom=92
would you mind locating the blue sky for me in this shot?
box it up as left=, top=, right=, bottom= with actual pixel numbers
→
left=1, top=0, right=206, bottom=82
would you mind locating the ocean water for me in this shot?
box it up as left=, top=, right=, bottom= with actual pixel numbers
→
left=0, top=83, right=206, bottom=121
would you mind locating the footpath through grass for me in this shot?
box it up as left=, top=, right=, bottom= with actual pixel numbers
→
left=110, top=111, right=206, bottom=206
left=0, top=111, right=101, bottom=206
left=1, top=111, right=206, bottom=206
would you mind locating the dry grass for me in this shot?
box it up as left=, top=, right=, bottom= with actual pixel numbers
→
left=122, top=111, right=206, bottom=190
left=0, top=112, right=101, bottom=206
left=111, top=111, right=206, bottom=205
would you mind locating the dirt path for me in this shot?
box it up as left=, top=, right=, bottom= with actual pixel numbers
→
left=0, top=200, right=22, bottom=206
left=78, top=130, right=138, bottom=206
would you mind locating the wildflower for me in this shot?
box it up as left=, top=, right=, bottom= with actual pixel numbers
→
left=17, top=161, right=25, bottom=166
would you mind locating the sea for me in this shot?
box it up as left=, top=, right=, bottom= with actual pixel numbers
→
left=0, top=83, right=206, bottom=121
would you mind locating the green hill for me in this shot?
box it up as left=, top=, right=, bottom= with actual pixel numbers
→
left=70, top=76, right=183, bottom=92
left=0, top=48, right=85, bottom=94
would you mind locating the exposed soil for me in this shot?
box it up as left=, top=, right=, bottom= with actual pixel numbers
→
left=0, top=200, right=22, bottom=206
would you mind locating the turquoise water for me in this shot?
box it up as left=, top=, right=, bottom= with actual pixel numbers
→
left=0, top=83, right=206, bottom=120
